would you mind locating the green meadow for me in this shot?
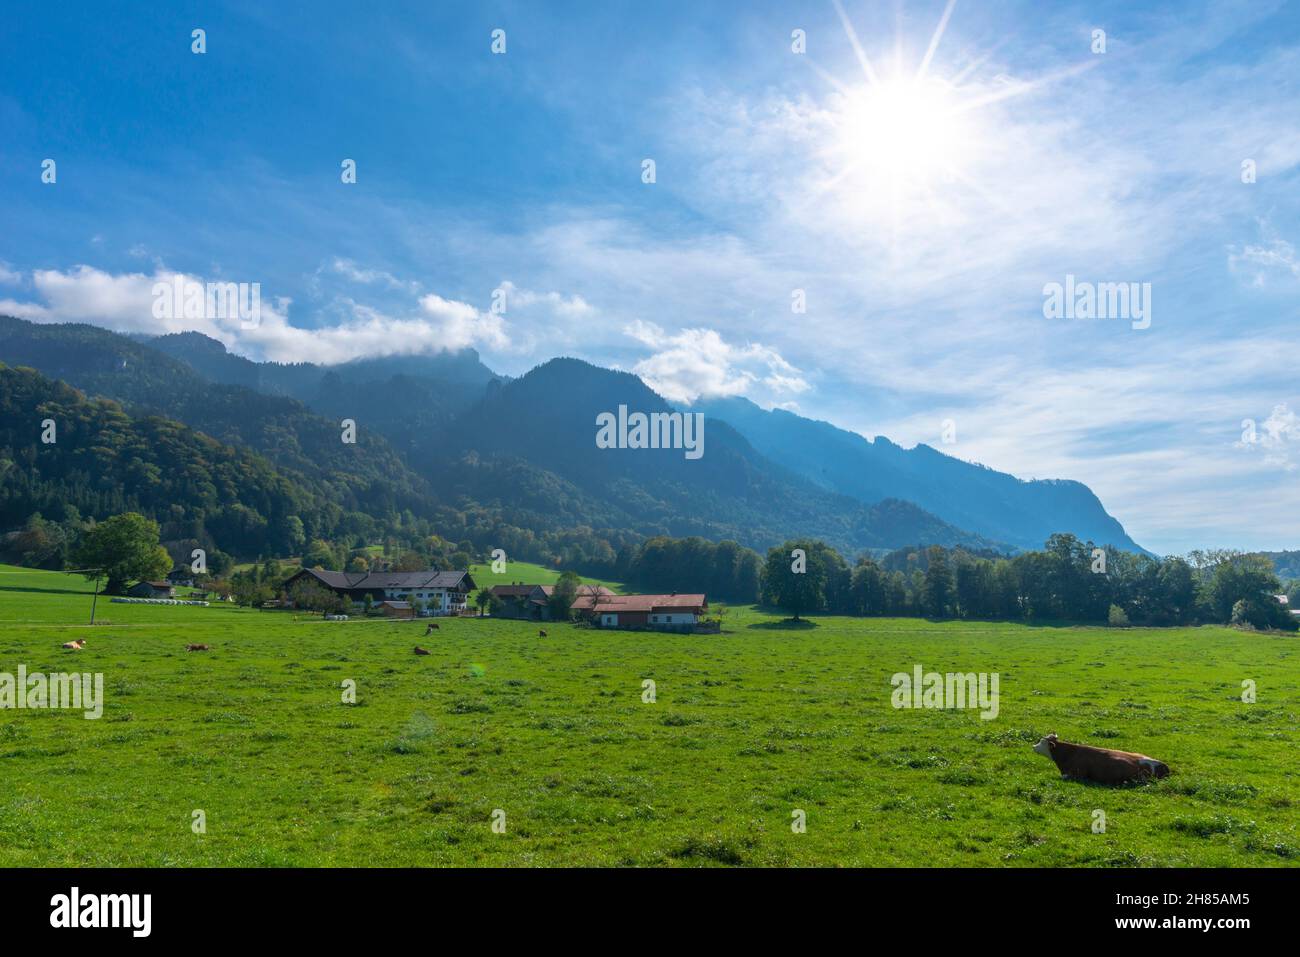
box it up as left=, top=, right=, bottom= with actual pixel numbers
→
left=465, top=560, right=625, bottom=592
left=0, top=564, right=1296, bottom=867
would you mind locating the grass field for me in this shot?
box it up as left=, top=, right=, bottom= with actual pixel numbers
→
left=465, top=559, right=625, bottom=592
left=0, top=564, right=1296, bottom=866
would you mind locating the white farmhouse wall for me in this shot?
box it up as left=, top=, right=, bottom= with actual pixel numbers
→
left=649, top=612, right=698, bottom=625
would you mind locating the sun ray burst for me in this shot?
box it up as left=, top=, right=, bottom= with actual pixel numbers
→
left=798, top=0, right=1097, bottom=251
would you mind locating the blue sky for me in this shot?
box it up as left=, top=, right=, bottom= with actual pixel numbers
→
left=2, top=0, right=1299, bottom=554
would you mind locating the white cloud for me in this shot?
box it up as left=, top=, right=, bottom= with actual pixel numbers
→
left=0, top=262, right=22, bottom=285
left=0, top=262, right=603, bottom=366
left=0, top=298, right=49, bottom=320
left=625, top=319, right=810, bottom=406
left=495, top=280, right=592, bottom=318
left=417, top=292, right=508, bottom=352
left=17, top=266, right=229, bottom=335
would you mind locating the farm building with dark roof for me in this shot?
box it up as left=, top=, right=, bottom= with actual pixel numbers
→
left=284, top=567, right=476, bottom=617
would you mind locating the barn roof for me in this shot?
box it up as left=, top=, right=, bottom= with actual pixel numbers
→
left=489, top=584, right=536, bottom=598
left=293, top=568, right=475, bottom=591
left=572, top=593, right=706, bottom=613
left=490, top=583, right=613, bottom=601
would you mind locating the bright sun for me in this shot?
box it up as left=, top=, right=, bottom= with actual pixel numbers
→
left=801, top=0, right=1094, bottom=242
left=805, top=0, right=1037, bottom=230
left=836, top=76, right=967, bottom=184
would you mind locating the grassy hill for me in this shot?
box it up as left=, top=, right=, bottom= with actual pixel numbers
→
left=0, top=564, right=1295, bottom=866
left=467, top=559, right=625, bottom=593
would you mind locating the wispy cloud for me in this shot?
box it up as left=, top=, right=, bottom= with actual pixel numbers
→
left=328, top=257, right=422, bottom=294
left=1239, top=403, right=1300, bottom=471
left=1228, top=224, right=1300, bottom=287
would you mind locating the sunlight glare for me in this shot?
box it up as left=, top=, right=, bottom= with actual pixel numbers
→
left=836, top=75, right=971, bottom=185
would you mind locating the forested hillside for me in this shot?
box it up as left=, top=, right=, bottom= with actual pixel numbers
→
left=0, top=362, right=640, bottom=571
left=0, top=363, right=367, bottom=557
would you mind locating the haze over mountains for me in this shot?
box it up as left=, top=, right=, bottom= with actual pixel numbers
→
left=693, top=396, right=1141, bottom=553
left=0, top=314, right=1144, bottom=559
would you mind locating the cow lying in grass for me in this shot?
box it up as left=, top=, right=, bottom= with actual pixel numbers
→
left=413, top=646, right=431, bottom=656
left=61, top=639, right=85, bottom=650
left=1033, top=733, right=1170, bottom=784
left=185, top=644, right=209, bottom=652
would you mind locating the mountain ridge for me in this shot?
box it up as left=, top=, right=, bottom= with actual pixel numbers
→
left=692, top=394, right=1144, bottom=554
left=0, top=315, right=1143, bottom=557
left=432, top=356, right=1001, bottom=555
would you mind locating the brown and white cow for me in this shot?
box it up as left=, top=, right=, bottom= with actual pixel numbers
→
left=1033, top=733, right=1169, bottom=784
left=61, top=639, right=85, bottom=650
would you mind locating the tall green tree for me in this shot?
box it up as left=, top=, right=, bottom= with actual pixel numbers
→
left=548, top=570, right=582, bottom=620
left=850, top=558, right=887, bottom=615
left=303, top=538, right=340, bottom=570
left=287, top=578, right=346, bottom=614
left=921, top=545, right=954, bottom=617
left=1203, top=553, right=1295, bottom=630
left=761, top=540, right=833, bottom=620
left=73, top=512, right=172, bottom=594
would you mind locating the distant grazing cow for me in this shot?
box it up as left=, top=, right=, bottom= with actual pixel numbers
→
left=538, top=629, right=547, bottom=637
left=413, top=646, right=431, bottom=656
left=424, top=623, right=439, bottom=634
left=1033, top=733, right=1169, bottom=784
left=61, top=639, right=85, bottom=650
left=185, top=644, right=209, bottom=652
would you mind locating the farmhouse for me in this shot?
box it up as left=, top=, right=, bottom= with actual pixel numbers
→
left=488, top=583, right=546, bottom=619
left=128, top=580, right=175, bottom=599
left=283, top=568, right=476, bottom=617
left=489, top=583, right=614, bottom=621
left=571, top=592, right=708, bottom=632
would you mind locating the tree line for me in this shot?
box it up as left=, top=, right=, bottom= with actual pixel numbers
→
left=760, top=534, right=1298, bottom=630
left=6, top=495, right=1298, bottom=633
